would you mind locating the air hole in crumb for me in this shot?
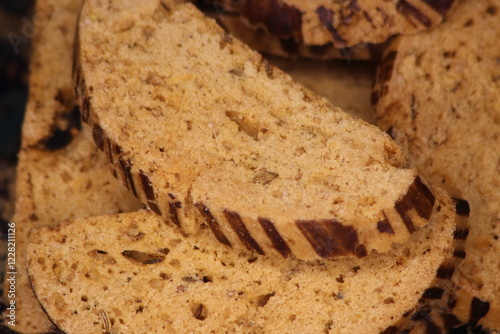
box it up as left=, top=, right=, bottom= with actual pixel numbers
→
left=88, top=250, right=117, bottom=265
left=255, top=292, right=275, bottom=307
left=247, top=256, right=258, bottom=263
left=158, top=248, right=170, bottom=255
left=159, top=272, right=171, bottom=280
left=324, top=320, right=333, bottom=333
left=121, top=250, right=164, bottom=265
left=384, top=297, right=395, bottom=304
left=81, top=295, right=88, bottom=302
left=225, top=110, right=259, bottom=140
left=463, top=18, right=474, bottom=27
left=486, top=6, right=497, bottom=15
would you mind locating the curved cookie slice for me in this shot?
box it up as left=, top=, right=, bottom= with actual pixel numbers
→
left=382, top=196, right=471, bottom=334
left=27, top=187, right=458, bottom=334
left=3, top=1, right=143, bottom=332
left=214, top=12, right=382, bottom=61
left=205, top=0, right=457, bottom=47
left=9, top=129, right=143, bottom=334
left=76, top=0, right=436, bottom=260
left=372, top=0, right=500, bottom=330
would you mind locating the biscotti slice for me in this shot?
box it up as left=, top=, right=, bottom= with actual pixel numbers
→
left=214, top=12, right=381, bottom=61
left=372, top=0, right=500, bottom=330
left=3, top=0, right=143, bottom=331
left=8, top=128, right=143, bottom=333
left=76, top=0, right=437, bottom=260
left=204, top=0, right=457, bottom=47
left=382, top=195, right=471, bottom=334
left=27, top=187, right=459, bottom=334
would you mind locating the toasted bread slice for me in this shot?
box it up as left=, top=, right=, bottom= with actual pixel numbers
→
left=3, top=1, right=142, bottom=332
left=27, top=187, right=459, bottom=334
left=213, top=12, right=381, bottom=61
left=76, top=0, right=437, bottom=260
left=204, top=0, right=457, bottom=47
left=372, top=0, right=500, bottom=330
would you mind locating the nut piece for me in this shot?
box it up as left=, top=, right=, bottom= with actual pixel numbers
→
left=252, top=171, right=279, bottom=185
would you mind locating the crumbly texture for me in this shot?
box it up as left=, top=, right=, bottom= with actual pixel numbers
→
left=269, top=57, right=376, bottom=124
left=372, top=0, right=500, bottom=330
left=27, top=187, right=457, bottom=334
left=9, top=130, right=143, bottom=333
left=76, top=0, right=436, bottom=260
left=205, top=0, right=457, bottom=47
left=214, top=12, right=381, bottom=61
left=4, top=0, right=143, bottom=332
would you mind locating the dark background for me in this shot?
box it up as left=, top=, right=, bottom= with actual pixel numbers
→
left=0, top=0, right=492, bottom=333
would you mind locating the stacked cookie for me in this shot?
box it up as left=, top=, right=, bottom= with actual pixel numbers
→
left=5, top=0, right=497, bottom=333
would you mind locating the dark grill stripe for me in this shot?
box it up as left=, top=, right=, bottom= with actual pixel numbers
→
left=316, top=6, right=347, bottom=46
left=453, top=250, right=466, bottom=259
left=453, top=229, right=469, bottom=240
left=147, top=201, right=162, bottom=216
left=194, top=203, right=231, bottom=247
left=395, top=176, right=435, bottom=233
left=396, top=0, right=433, bottom=27
left=379, top=50, right=398, bottom=83
left=420, top=0, right=455, bottom=16
left=223, top=210, right=264, bottom=255
left=436, top=265, right=455, bottom=279
left=469, top=297, right=490, bottom=327
left=258, top=217, right=291, bottom=258
left=380, top=326, right=398, bottom=334
left=377, top=216, right=395, bottom=234
left=139, top=171, right=156, bottom=201
left=92, top=123, right=105, bottom=151
left=296, top=219, right=359, bottom=258
left=106, top=136, right=113, bottom=163
left=412, top=176, right=435, bottom=219
left=422, top=287, right=445, bottom=299
left=452, top=197, right=470, bottom=216
left=81, top=95, right=90, bottom=122
left=168, top=201, right=181, bottom=227
left=442, top=313, right=461, bottom=331
left=118, top=158, right=138, bottom=198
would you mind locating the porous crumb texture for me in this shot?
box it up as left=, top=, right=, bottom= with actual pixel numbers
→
left=9, top=129, right=143, bottom=333
left=268, top=57, right=376, bottom=124
left=212, top=12, right=380, bottom=61
left=4, top=0, right=143, bottom=332
left=21, top=0, right=83, bottom=149
left=204, top=0, right=457, bottom=47
left=27, top=187, right=457, bottom=334
left=76, top=0, right=437, bottom=260
left=372, top=0, right=500, bottom=330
